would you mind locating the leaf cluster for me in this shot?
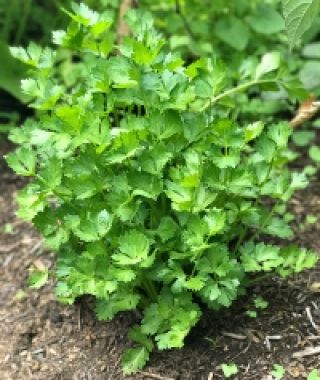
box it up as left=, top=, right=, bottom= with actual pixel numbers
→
left=6, top=3, right=318, bottom=374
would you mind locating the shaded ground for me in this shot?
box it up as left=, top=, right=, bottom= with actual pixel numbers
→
left=0, top=142, right=320, bottom=380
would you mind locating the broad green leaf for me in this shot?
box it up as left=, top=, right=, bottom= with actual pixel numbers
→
left=255, top=52, right=281, bottom=79
left=309, top=145, right=320, bottom=162
left=292, top=130, right=315, bottom=146
left=248, top=4, right=285, bottom=35
left=299, top=61, right=320, bottom=89
left=303, top=42, right=320, bottom=58
left=215, top=17, right=249, bottom=51
left=282, top=0, right=320, bottom=48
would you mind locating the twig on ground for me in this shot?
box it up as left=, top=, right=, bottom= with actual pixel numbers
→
left=306, top=306, right=319, bottom=331
left=139, top=371, right=175, bottom=380
left=30, top=240, right=43, bottom=254
left=222, top=332, right=247, bottom=340
left=0, top=241, right=21, bottom=253
left=292, top=345, right=320, bottom=358
left=307, top=335, right=320, bottom=340
left=264, top=335, right=282, bottom=351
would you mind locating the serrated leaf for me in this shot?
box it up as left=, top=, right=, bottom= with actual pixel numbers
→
left=113, top=230, right=150, bottom=266
left=16, top=185, right=45, bottom=220
left=156, top=217, right=178, bottom=242
left=268, top=122, right=292, bottom=148
left=271, top=364, right=286, bottom=379
left=204, top=209, right=226, bottom=236
left=6, top=147, right=36, bottom=176
left=65, top=210, right=112, bottom=242
left=221, top=363, right=238, bottom=378
left=39, top=157, right=62, bottom=190
left=277, top=245, right=318, bottom=276
left=156, top=329, right=187, bottom=350
left=128, top=325, right=154, bottom=352
left=241, top=242, right=284, bottom=272
left=263, top=217, right=293, bottom=239
left=282, top=0, right=320, bottom=48
left=95, top=292, right=140, bottom=321
left=245, top=121, right=264, bottom=142
left=165, top=182, right=193, bottom=211
left=141, top=303, right=164, bottom=335
left=122, top=346, right=149, bottom=375
left=184, top=276, right=206, bottom=291
left=29, top=268, right=48, bottom=289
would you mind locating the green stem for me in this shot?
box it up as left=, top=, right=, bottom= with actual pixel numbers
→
left=14, top=0, right=32, bottom=45
left=250, top=200, right=280, bottom=243
left=233, top=158, right=276, bottom=255
left=2, top=0, right=17, bottom=41
left=233, top=226, right=247, bottom=256
left=143, top=278, right=158, bottom=302
left=113, top=109, right=119, bottom=127
left=175, top=0, right=197, bottom=42
left=160, top=193, right=167, bottom=213
left=201, top=79, right=278, bottom=112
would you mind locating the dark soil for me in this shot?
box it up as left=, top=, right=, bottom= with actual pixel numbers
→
left=1, top=141, right=320, bottom=380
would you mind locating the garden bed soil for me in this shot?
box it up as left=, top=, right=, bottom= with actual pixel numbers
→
left=0, top=141, right=320, bottom=380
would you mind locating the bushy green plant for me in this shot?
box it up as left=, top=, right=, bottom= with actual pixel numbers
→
left=0, top=0, right=119, bottom=106
left=6, top=3, right=318, bottom=374
left=137, top=1, right=320, bottom=119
